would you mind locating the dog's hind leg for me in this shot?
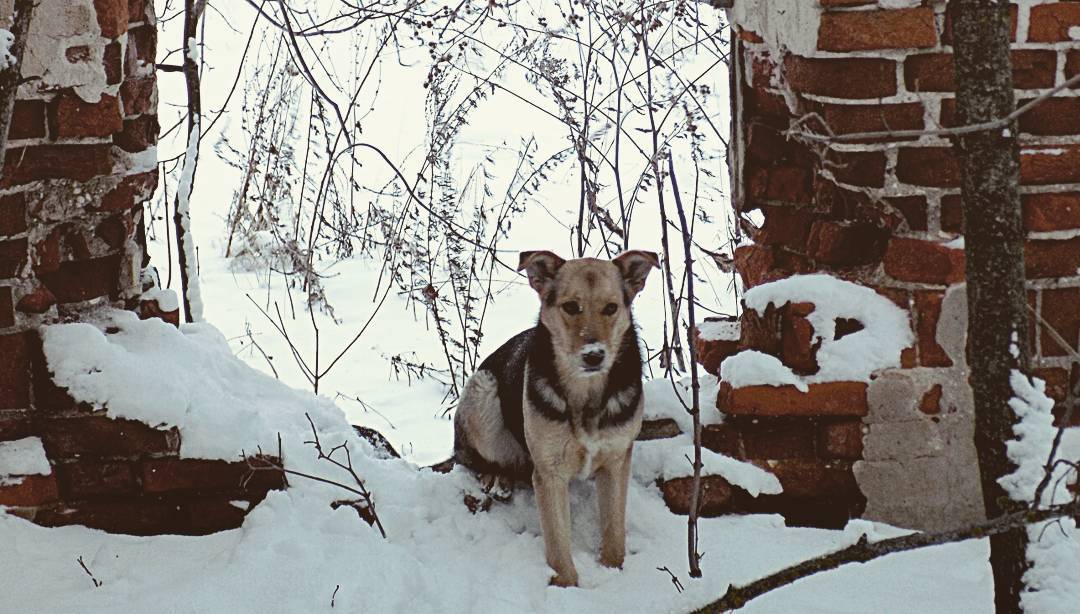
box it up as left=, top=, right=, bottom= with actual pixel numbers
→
left=596, top=446, right=633, bottom=568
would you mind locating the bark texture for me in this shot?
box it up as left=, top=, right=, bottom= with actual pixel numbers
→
left=951, top=2, right=1029, bottom=612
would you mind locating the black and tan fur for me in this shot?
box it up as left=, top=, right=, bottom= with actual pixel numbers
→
left=453, top=249, right=658, bottom=587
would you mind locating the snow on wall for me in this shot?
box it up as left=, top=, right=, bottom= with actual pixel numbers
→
left=17, top=0, right=111, bottom=102
left=723, top=274, right=913, bottom=388
left=42, top=310, right=299, bottom=460
left=0, top=438, right=50, bottom=483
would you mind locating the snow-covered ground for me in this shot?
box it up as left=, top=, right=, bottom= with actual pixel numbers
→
left=2, top=2, right=1078, bottom=612
left=3, top=312, right=996, bottom=614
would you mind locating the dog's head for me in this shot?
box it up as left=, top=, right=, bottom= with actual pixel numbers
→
left=518, top=250, right=659, bottom=376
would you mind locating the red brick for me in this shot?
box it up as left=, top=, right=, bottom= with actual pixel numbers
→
left=34, top=497, right=252, bottom=536
left=56, top=460, right=138, bottom=498
left=905, top=51, right=1056, bottom=92
left=1026, top=237, right=1080, bottom=279
left=755, top=205, right=819, bottom=251
left=818, top=8, right=937, bottom=52
left=0, top=286, right=11, bottom=327
left=95, top=214, right=131, bottom=248
left=884, top=237, right=965, bottom=285
left=38, top=255, right=122, bottom=303
left=896, top=147, right=961, bottom=188
left=138, top=298, right=180, bottom=328
left=99, top=170, right=158, bottom=212
left=820, top=0, right=874, bottom=6
left=942, top=3, right=1018, bottom=45
left=0, top=332, right=29, bottom=409
left=15, top=286, right=57, bottom=314
left=104, top=41, right=122, bottom=85
left=887, top=195, right=928, bottom=231
left=1040, top=287, right=1080, bottom=358
left=1028, top=3, right=1080, bottom=42
left=40, top=416, right=180, bottom=460
left=737, top=419, right=818, bottom=459
left=66, top=45, right=92, bottom=63
left=638, top=418, right=681, bottom=441
left=806, top=101, right=924, bottom=141
left=128, top=0, right=150, bottom=23
left=1022, top=147, right=1080, bottom=185
left=0, top=408, right=31, bottom=440
left=1, top=145, right=114, bottom=188
left=0, top=193, right=27, bottom=237
left=125, top=25, right=156, bottom=78
left=701, top=424, right=743, bottom=458
left=718, top=381, right=869, bottom=417
left=0, top=237, right=27, bottom=277
left=49, top=92, right=123, bottom=139
left=25, top=330, right=76, bottom=412
left=828, top=150, right=887, bottom=188
left=661, top=476, right=734, bottom=516
left=1068, top=50, right=1080, bottom=88
left=781, top=312, right=820, bottom=375
left=142, top=457, right=285, bottom=494
left=120, top=76, right=156, bottom=117
left=744, top=87, right=791, bottom=127
left=919, top=384, right=944, bottom=415
left=819, top=419, right=864, bottom=459
left=753, top=459, right=860, bottom=499
left=94, top=0, right=128, bottom=39
left=1018, top=97, right=1080, bottom=136
left=8, top=100, right=47, bottom=140
left=733, top=244, right=813, bottom=289
left=738, top=28, right=763, bottom=44
left=693, top=320, right=741, bottom=376
left=750, top=53, right=779, bottom=90
left=806, top=220, right=889, bottom=266
left=915, top=290, right=953, bottom=368
left=1032, top=368, right=1069, bottom=402
left=114, top=115, right=159, bottom=153
left=748, top=163, right=815, bottom=206
left=1024, top=193, right=1080, bottom=232
left=784, top=55, right=897, bottom=99
left=0, top=474, right=59, bottom=507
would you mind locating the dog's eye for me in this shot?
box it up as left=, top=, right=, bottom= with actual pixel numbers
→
left=561, top=301, right=581, bottom=315
left=601, top=303, right=617, bottom=316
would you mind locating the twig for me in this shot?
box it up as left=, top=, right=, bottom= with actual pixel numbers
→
left=693, top=500, right=1080, bottom=613
left=76, top=556, right=103, bottom=588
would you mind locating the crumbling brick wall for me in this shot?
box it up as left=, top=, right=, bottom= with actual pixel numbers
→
left=694, top=0, right=1080, bottom=531
left=0, top=0, right=282, bottom=535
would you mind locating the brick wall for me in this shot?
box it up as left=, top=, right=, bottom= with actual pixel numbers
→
left=0, top=0, right=282, bottom=535
left=695, top=0, right=1080, bottom=530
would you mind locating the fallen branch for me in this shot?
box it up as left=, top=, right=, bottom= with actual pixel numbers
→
left=692, top=500, right=1080, bottom=613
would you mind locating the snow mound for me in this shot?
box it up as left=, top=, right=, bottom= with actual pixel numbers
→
left=633, top=435, right=782, bottom=497
left=697, top=319, right=739, bottom=342
left=641, top=375, right=724, bottom=430
left=723, top=274, right=913, bottom=389
left=41, top=310, right=353, bottom=460
left=0, top=438, right=50, bottom=484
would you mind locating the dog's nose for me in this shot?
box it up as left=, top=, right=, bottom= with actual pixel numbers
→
left=582, top=350, right=605, bottom=368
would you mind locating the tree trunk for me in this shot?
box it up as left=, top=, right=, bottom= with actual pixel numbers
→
left=0, top=0, right=36, bottom=161
left=951, top=2, right=1029, bottom=612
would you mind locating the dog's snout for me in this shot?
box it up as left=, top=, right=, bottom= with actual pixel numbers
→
left=582, top=349, right=605, bottom=368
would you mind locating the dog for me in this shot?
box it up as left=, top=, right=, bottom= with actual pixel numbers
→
left=453, top=249, right=658, bottom=587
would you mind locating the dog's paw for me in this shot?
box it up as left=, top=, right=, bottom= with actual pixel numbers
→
left=463, top=492, right=493, bottom=514
left=548, top=572, right=579, bottom=588
left=484, top=475, right=514, bottom=503
left=599, top=552, right=625, bottom=569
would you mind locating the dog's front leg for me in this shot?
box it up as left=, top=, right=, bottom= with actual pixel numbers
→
left=596, top=446, right=632, bottom=568
left=533, top=469, right=577, bottom=587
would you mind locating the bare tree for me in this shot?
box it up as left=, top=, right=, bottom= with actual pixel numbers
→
left=952, top=3, right=1030, bottom=611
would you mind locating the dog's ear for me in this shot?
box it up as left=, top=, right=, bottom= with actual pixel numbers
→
left=613, top=250, right=659, bottom=299
left=518, top=251, right=565, bottom=297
